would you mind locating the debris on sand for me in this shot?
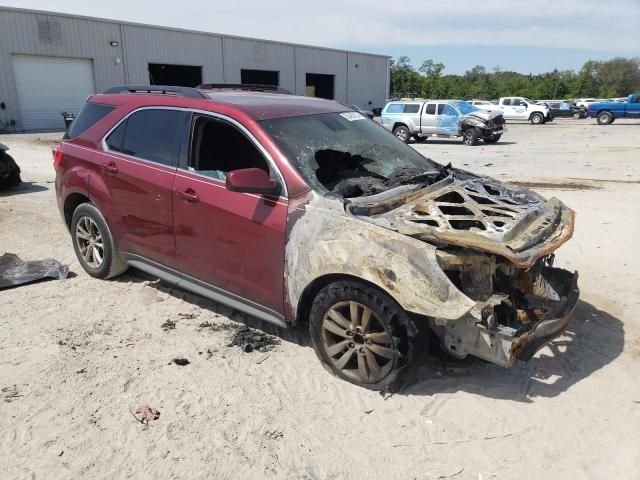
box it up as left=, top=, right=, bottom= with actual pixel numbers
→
left=172, top=358, right=190, bottom=366
left=1, top=385, right=22, bottom=402
left=161, top=319, right=176, bottom=331
left=0, top=253, right=68, bottom=289
left=198, top=321, right=236, bottom=332
left=178, top=312, right=197, bottom=320
left=131, top=405, right=160, bottom=424
left=227, top=326, right=280, bottom=353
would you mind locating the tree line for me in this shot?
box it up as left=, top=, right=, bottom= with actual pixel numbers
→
left=390, top=56, right=640, bottom=100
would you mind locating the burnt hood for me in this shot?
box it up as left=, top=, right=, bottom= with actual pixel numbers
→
left=345, top=170, right=575, bottom=268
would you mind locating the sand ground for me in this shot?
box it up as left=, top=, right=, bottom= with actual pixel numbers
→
left=1, top=118, right=639, bottom=479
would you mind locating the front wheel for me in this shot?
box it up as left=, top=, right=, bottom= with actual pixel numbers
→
left=462, top=128, right=479, bottom=146
left=309, top=281, right=420, bottom=391
left=573, top=112, right=581, bottom=119
left=597, top=111, right=613, bottom=125
left=393, top=125, right=411, bottom=143
left=71, top=203, right=128, bottom=279
left=483, top=133, right=502, bottom=144
left=0, top=152, right=21, bottom=189
left=530, top=113, right=544, bottom=124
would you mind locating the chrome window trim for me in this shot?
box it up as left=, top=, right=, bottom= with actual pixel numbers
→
left=100, top=105, right=288, bottom=197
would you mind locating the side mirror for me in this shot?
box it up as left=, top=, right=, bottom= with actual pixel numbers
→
left=226, top=168, right=281, bottom=196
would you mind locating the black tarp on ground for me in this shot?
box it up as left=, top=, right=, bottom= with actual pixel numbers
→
left=0, top=253, right=68, bottom=289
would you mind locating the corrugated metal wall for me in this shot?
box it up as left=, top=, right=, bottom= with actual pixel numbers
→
left=0, top=7, right=389, bottom=131
left=222, top=38, right=295, bottom=92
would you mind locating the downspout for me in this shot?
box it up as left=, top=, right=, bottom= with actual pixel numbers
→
left=120, top=23, right=129, bottom=84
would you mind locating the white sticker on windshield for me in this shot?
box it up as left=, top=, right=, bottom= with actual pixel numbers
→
left=340, top=112, right=366, bottom=121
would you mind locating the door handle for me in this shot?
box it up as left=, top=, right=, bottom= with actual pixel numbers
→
left=176, top=188, right=199, bottom=203
left=102, top=161, right=118, bottom=174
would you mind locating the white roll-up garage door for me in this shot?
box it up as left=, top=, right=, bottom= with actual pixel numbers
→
left=12, top=55, right=95, bottom=131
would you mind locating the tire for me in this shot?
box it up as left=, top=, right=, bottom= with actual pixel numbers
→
left=309, top=280, right=420, bottom=391
left=413, top=135, right=427, bottom=143
left=573, top=112, right=581, bottom=120
left=597, top=111, right=613, bottom=125
left=71, top=203, right=128, bottom=279
left=483, top=133, right=501, bottom=144
left=0, top=152, right=21, bottom=189
left=530, top=113, right=544, bottom=124
left=462, top=128, right=479, bottom=146
left=393, top=125, right=411, bottom=143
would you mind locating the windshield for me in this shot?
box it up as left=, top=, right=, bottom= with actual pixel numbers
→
left=260, top=112, right=441, bottom=198
left=523, top=98, right=536, bottom=104
left=454, top=101, right=479, bottom=114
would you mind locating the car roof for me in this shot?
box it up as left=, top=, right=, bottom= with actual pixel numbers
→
left=91, top=88, right=348, bottom=121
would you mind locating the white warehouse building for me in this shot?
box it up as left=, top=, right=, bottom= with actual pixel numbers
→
left=0, top=7, right=390, bottom=131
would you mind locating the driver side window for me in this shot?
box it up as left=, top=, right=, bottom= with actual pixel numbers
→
left=189, top=115, right=270, bottom=181
left=513, top=99, right=526, bottom=107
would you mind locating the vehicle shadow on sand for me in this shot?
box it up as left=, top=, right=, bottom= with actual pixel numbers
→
left=405, top=300, right=624, bottom=401
left=0, top=181, right=48, bottom=196
left=120, top=270, right=623, bottom=400
left=414, top=140, right=517, bottom=146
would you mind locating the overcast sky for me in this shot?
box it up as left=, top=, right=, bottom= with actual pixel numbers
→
left=1, top=0, right=638, bottom=74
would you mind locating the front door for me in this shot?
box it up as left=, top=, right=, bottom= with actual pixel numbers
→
left=173, top=114, right=287, bottom=314
left=100, top=108, right=189, bottom=268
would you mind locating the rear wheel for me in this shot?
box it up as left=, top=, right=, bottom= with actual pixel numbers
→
left=530, top=113, right=544, bottom=124
left=462, top=128, right=479, bottom=146
left=0, top=152, right=21, bottom=189
left=71, top=203, right=128, bottom=279
left=597, top=111, right=613, bottom=125
left=309, top=281, right=420, bottom=391
left=413, top=135, right=427, bottom=143
left=393, top=125, right=411, bottom=143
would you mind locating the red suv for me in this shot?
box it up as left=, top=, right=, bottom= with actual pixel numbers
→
left=54, top=85, right=579, bottom=390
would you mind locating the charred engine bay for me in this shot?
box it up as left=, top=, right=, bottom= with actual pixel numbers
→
left=315, top=149, right=449, bottom=198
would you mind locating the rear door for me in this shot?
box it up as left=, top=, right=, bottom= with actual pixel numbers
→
left=420, top=102, right=438, bottom=134
left=172, top=113, right=287, bottom=314
left=499, top=98, right=516, bottom=119
left=100, top=107, right=189, bottom=268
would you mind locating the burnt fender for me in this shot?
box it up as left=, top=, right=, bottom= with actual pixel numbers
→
left=286, top=196, right=475, bottom=320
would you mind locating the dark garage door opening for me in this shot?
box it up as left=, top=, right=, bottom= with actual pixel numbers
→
left=241, top=69, right=279, bottom=86
left=148, top=63, right=202, bottom=87
left=306, top=73, right=334, bottom=99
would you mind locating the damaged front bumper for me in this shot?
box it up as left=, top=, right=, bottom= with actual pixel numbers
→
left=431, top=264, right=579, bottom=368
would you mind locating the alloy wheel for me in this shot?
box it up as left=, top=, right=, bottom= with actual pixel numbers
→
left=75, top=216, right=104, bottom=268
left=321, top=300, right=394, bottom=383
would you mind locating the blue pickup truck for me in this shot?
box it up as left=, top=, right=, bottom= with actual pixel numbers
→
left=587, top=93, right=640, bottom=124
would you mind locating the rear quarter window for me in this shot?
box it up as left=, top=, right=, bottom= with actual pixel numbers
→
left=385, top=104, right=404, bottom=113
left=65, top=102, right=115, bottom=139
left=403, top=104, right=420, bottom=113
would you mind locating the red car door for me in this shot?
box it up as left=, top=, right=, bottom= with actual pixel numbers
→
left=173, top=114, right=287, bottom=315
left=99, top=108, right=189, bottom=268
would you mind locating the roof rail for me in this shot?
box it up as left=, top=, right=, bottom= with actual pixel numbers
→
left=197, top=83, right=292, bottom=95
left=102, top=85, right=208, bottom=99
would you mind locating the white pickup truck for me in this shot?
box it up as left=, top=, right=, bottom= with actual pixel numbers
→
left=498, top=97, right=553, bottom=124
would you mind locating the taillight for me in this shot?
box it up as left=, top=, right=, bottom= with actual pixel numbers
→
left=53, top=144, right=64, bottom=168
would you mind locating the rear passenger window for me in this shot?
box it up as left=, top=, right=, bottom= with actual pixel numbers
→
left=437, top=104, right=445, bottom=114
left=65, top=102, right=115, bottom=139
left=425, top=104, right=436, bottom=115
left=404, top=104, right=420, bottom=113
left=120, top=109, right=186, bottom=166
left=502, top=98, right=511, bottom=106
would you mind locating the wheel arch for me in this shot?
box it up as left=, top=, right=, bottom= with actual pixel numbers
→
left=294, top=273, right=400, bottom=326
left=63, top=192, right=91, bottom=229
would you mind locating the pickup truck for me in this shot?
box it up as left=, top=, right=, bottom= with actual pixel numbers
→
left=586, top=93, right=640, bottom=124
left=381, top=100, right=505, bottom=146
left=498, top=97, right=553, bottom=124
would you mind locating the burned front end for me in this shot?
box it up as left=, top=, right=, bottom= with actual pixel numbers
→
left=346, top=170, right=579, bottom=367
